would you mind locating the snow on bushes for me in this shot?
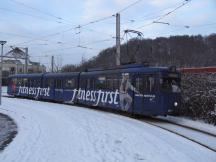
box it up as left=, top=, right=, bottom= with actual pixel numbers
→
left=181, top=73, right=216, bottom=125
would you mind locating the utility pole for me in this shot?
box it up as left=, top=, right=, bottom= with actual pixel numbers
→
left=0, top=40, right=7, bottom=105
left=116, top=13, right=121, bottom=66
left=25, top=47, right=28, bottom=73
left=51, top=55, right=54, bottom=72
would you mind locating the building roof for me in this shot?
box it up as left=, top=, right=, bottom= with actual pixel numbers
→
left=3, top=59, right=22, bottom=64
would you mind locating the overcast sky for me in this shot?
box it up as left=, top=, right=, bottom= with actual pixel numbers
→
left=0, top=0, right=215, bottom=69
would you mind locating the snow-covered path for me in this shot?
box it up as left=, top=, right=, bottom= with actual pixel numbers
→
left=0, top=97, right=215, bottom=162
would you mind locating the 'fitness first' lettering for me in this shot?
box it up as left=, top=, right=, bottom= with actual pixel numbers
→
left=69, top=88, right=119, bottom=106
left=18, top=86, right=50, bottom=98
left=17, top=86, right=119, bottom=106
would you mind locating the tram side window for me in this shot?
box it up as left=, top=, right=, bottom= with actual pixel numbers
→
left=96, top=76, right=106, bottom=89
left=45, top=79, right=54, bottom=87
left=86, top=78, right=95, bottom=89
left=136, top=78, right=145, bottom=92
left=144, top=76, right=155, bottom=92
left=113, top=78, right=119, bottom=90
left=106, top=78, right=113, bottom=90
left=35, top=79, right=41, bottom=87
left=65, top=79, right=75, bottom=89
left=23, top=78, right=28, bottom=87
left=55, top=79, right=62, bottom=89
left=29, top=79, right=39, bottom=87
left=17, top=78, right=22, bottom=86
left=136, top=76, right=155, bottom=93
left=149, top=76, right=155, bottom=92
left=29, top=79, right=34, bottom=87
left=80, top=79, right=86, bottom=89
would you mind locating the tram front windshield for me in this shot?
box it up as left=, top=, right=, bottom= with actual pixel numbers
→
left=160, top=77, right=180, bottom=93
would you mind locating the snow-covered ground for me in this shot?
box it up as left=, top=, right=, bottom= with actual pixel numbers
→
left=0, top=97, right=216, bottom=162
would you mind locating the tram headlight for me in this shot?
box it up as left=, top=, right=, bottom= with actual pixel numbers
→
left=174, top=102, right=178, bottom=107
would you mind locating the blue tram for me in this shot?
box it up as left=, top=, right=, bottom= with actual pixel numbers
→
left=7, top=64, right=181, bottom=116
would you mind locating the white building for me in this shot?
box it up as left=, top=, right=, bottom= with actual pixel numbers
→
left=1, top=47, right=46, bottom=85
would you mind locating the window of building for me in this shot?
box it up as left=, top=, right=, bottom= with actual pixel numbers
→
left=10, top=67, right=15, bottom=74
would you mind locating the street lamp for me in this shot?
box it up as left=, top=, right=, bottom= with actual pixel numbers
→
left=0, top=40, right=7, bottom=105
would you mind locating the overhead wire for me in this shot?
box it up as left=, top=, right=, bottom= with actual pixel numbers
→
left=11, top=14, right=116, bottom=47
left=118, top=0, right=144, bottom=13
left=121, top=0, right=184, bottom=24
left=0, top=7, right=65, bottom=24
left=155, top=0, right=191, bottom=22
left=74, top=15, right=116, bottom=29
left=41, top=37, right=114, bottom=54
left=6, top=0, right=143, bottom=48
left=9, top=0, right=73, bottom=24
left=4, top=0, right=202, bottom=65
left=137, top=0, right=191, bottom=29
left=151, top=21, right=216, bottom=29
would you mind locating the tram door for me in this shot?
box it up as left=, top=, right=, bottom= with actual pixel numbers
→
left=133, top=75, right=145, bottom=114
left=134, top=75, right=155, bottom=115
left=55, top=79, right=63, bottom=101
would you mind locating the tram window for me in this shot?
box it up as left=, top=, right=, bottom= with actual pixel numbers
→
left=23, top=78, right=28, bottom=86
left=149, top=76, right=155, bottom=92
left=136, top=75, right=155, bottom=92
left=17, top=78, right=22, bottom=86
left=86, top=79, right=91, bottom=89
left=55, top=79, right=62, bottom=89
left=160, top=78, right=180, bottom=93
left=29, top=79, right=33, bottom=87
left=136, top=78, right=144, bottom=92
left=86, top=78, right=95, bottom=89
left=145, top=76, right=156, bottom=92
left=80, top=79, right=86, bottom=89
left=35, top=79, right=41, bottom=86
left=113, top=78, right=119, bottom=90
left=96, top=76, right=106, bottom=89
left=45, top=79, right=53, bottom=87
left=29, top=79, right=38, bottom=87
left=65, top=79, right=75, bottom=89
left=106, top=78, right=113, bottom=90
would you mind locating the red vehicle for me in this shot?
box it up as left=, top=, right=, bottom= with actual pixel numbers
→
left=180, top=67, right=216, bottom=73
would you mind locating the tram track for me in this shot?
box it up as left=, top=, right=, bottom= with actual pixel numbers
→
left=142, top=117, right=216, bottom=153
